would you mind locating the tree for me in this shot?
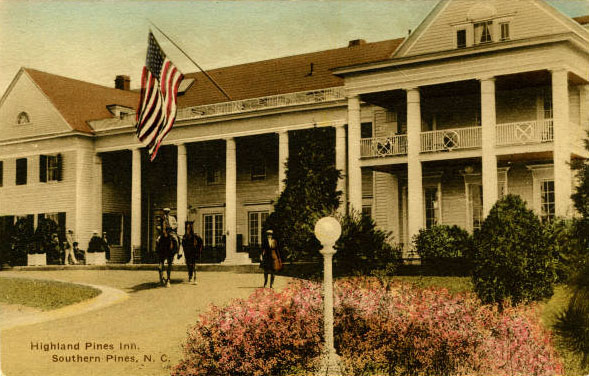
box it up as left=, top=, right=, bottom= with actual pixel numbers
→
left=264, top=127, right=341, bottom=261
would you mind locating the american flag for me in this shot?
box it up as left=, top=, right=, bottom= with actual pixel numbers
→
left=136, top=32, right=184, bottom=161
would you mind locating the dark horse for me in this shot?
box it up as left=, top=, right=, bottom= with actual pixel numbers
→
left=155, top=226, right=179, bottom=287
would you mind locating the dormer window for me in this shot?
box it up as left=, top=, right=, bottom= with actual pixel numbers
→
left=17, top=112, right=30, bottom=125
left=474, top=21, right=493, bottom=44
left=500, top=22, right=510, bottom=41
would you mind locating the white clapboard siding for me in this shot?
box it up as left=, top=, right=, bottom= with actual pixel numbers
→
left=402, top=0, right=576, bottom=58
left=373, top=172, right=399, bottom=241
left=441, top=175, right=468, bottom=229
left=0, top=73, right=72, bottom=141
left=506, top=164, right=534, bottom=206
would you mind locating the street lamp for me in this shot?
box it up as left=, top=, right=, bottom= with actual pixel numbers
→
left=314, top=216, right=343, bottom=376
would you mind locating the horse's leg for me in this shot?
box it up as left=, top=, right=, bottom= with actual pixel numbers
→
left=165, top=256, right=172, bottom=287
left=158, top=259, right=165, bottom=286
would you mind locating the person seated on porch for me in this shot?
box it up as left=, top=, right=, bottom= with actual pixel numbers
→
left=88, top=230, right=108, bottom=254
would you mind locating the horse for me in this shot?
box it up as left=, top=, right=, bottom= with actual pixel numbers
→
left=155, top=226, right=179, bottom=287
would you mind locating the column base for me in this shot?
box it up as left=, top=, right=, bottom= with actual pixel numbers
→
left=318, top=349, right=344, bottom=376
left=221, top=252, right=253, bottom=265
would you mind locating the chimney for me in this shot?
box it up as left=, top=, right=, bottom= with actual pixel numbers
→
left=115, top=75, right=130, bottom=91
left=348, top=39, right=366, bottom=47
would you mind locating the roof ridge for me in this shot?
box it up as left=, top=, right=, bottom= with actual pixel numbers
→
left=23, top=67, right=128, bottom=93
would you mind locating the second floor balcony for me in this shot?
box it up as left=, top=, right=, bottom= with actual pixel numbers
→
left=360, top=119, right=555, bottom=158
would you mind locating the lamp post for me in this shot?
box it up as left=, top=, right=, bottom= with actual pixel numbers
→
left=314, top=216, right=343, bottom=376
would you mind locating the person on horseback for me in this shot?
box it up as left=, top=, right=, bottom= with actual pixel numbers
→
left=161, top=208, right=181, bottom=258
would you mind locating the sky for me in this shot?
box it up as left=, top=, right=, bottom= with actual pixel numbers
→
left=0, top=0, right=588, bottom=94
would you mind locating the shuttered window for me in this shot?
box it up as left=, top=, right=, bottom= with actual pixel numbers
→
left=0, top=161, right=3, bottom=187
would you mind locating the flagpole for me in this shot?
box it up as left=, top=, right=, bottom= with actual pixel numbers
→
left=148, top=20, right=233, bottom=101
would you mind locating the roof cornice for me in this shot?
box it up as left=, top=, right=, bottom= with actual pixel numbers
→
left=334, top=32, right=589, bottom=76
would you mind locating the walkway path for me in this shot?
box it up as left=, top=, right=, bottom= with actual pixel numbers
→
left=0, top=269, right=291, bottom=376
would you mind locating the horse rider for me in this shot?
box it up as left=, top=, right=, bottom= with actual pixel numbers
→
left=161, top=208, right=181, bottom=257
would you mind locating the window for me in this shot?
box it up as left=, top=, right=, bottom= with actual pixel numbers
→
left=251, top=163, right=266, bottom=181
left=540, top=180, right=555, bottom=223
left=17, top=112, right=30, bottom=125
left=40, top=154, right=62, bottom=182
left=16, top=158, right=27, bottom=185
left=103, top=213, right=123, bottom=246
left=500, top=22, right=510, bottom=41
left=0, top=161, right=3, bottom=187
left=474, top=21, right=493, bottom=44
left=543, top=90, right=553, bottom=119
left=468, top=183, right=483, bottom=231
left=362, top=205, right=372, bottom=218
left=203, top=214, right=224, bottom=247
left=248, top=211, right=269, bottom=246
left=361, top=122, right=373, bottom=139
left=456, top=29, right=467, bottom=48
left=206, top=166, right=221, bottom=185
left=424, top=187, right=440, bottom=229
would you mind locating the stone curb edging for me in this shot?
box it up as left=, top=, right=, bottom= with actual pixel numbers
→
left=0, top=276, right=128, bottom=331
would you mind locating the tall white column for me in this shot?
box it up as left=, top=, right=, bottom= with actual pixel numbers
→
left=481, top=77, right=498, bottom=217
left=347, top=96, right=362, bottom=212
left=130, top=147, right=142, bottom=264
left=94, top=154, right=103, bottom=235
left=278, top=131, right=288, bottom=193
left=177, top=143, right=187, bottom=238
left=225, top=137, right=237, bottom=261
left=552, top=69, right=572, bottom=217
left=335, top=123, right=347, bottom=214
left=406, top=88, right=423, bottom=250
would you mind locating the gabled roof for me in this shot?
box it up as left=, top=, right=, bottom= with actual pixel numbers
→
left=574, top=15, right=589, bottom=25
left=178, top=38, right=403, bottom=108
left=24, top=68, right=139, bottom=134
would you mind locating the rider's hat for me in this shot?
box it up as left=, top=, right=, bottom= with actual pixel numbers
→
left=163, top=207, right=171, bottom=212
left=266, top=229, right=273, bottom=235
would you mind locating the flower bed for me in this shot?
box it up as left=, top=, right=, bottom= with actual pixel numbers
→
left=172, top=279, right=563, bottom=376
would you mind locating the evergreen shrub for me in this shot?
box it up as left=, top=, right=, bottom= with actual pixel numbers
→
left=413, top=224, right=472, bottom=274
left=472, top=194, right=557, bottom=305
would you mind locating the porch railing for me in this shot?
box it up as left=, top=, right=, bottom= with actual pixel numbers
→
left=420, top=126, right=482, bottom=153
left=360, top=135, right=408, bottom=157
left=496, top=119, right=553, bottom=146
left=175, top=87, right=346, bottom=121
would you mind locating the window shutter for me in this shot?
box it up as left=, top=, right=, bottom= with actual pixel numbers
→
left=40, top=155, right=47, bottom=182
left=58, top=212, right=66, bottom=241
left=56, top=154, right=63, bottom=181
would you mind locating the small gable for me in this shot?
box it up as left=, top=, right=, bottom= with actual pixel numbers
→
left=395, top=0, right=587, bottom=58
left=0, top=70, right=72, bottom=141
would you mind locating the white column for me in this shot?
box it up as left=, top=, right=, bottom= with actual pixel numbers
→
left=335, top=123, right=347, bottom=214
left=225, top=137, right=237, bottom=261
left=552, top=69, right=572, bottom=217
left=481, top=77, right=498, bottom=217
left=406, top=88, right=423, bottom=250
left=278, top=131, right=288, bottom=193
left=95, top=154, right=103, bottom=235
left=177, top=143, right=187, bottom=238
left=130, top=147, right=142, bottom=264
left=347, top=96, right=362, bottom=212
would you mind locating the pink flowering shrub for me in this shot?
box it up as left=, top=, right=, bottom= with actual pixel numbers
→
left=172, top=278, right=563, bottom=376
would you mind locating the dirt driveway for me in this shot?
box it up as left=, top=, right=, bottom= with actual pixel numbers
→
left=0, top=269, right=290, bottom=376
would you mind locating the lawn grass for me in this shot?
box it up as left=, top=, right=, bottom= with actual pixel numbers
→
left=392, top=275, right=473, bottom=294
left=0, top=277, right=101, bottom=311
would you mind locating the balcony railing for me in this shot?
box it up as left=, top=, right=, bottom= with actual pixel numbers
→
left=175, top=86, right=346, bottom=121
left=496, top=119, right=553, bottom=146
left=421, top=126, right=482, bottom=153
left=360, top=135, right=408, bottom=157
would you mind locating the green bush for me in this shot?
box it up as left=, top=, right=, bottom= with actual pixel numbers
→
left=472, top=194, right=558, bottom=306
left=544, top=218, right=585, bottom=283
left=413, top=225, right=472, bottom=274
left=334, top=210, right=402, bottom=276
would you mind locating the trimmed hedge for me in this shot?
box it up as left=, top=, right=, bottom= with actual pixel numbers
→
left=413, top=225, right=472, bottom=275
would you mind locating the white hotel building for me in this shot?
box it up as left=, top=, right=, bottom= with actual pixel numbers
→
left=1, top=0, right=588, bottom=264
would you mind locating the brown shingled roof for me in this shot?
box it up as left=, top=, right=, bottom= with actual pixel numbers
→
left=573, top=15, right=589, bottom=25
left=178, top=38, right=404, bottom=108
left=25, top=68, right=139, bottom=134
